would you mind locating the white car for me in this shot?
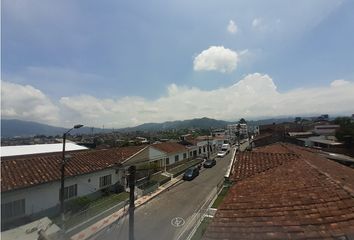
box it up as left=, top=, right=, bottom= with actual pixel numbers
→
left=217, top=151, right=227, bottom=158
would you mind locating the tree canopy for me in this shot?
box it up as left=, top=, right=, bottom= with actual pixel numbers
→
left=239, top=118, right=247, bottom=124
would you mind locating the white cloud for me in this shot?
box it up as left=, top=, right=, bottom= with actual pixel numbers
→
left=3, top=75, right=354, bottom=128
left=252, top=18, right=262, bottom=28
left=227, top=20, right=238, bottom=34
left=330, top=79, right=349, bottom=87
left=193, top=46, right=239, bottom=73
left=1, top=81, right=59, bottom=124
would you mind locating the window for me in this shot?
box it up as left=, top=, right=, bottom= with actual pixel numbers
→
left=175, top=155, right=179, bottom=162
left=166, top=157, right=169, bottom=165
left=63, top=184, right=77, bottom=200
left=1, top=199, right=25, bottom=219
left=183, top=153, right=187, bottom=159
left=99, top=175, right=112, bottom=188
left=199, top=148, right=201, bottom=154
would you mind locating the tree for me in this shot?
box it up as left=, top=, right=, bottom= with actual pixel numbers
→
left=239, top=118, right=247, bottom=124
left=334, top=117, right=354, bottom=142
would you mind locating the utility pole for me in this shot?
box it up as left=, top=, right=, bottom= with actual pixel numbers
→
left=59, top=124, right=83, bottom=230
left=128, top=166, right=136, bottom=240
left=207, top=136, right=209, bottom=159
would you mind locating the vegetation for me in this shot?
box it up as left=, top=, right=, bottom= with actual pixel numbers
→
left=53, top=192, right=129, bottom=229
left=150, top=173, right=170, bottom=185
left=334, top=117, right=354, bottom=142
left=211, top=187, right=229, bottom=208
left=239, top=118, right=247, bottom=124
left=191, top=217, right=213, bottom=240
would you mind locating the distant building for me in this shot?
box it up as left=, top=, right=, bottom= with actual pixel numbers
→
left=227, top=123, right=248, bottom=141
left=313, top=124, right=340, bottom=135
left=297, top=136, right=343, bottom=148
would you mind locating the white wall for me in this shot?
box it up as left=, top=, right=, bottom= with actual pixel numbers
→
left=166, top=151, right=187, bottom=165
left=148, top=147, right=166, bottom=161
left=1, top=168, right=123, bottom=219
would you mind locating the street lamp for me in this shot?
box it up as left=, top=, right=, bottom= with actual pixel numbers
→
left=60, top=124, right=83, bottom=228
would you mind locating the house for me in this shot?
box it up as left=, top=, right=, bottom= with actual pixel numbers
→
left=1, top=145, right=146, bottom=229
left=203, top=143, right=354, bottom=239
left=313, top=124, right=340, bottom=135
left=213, top=136, right=228, bottom=150
left=297, top=136, right=343, bottom=149
left=181, top=134, right=216, bottom=157
left=150, top=142, right=189, bottom=167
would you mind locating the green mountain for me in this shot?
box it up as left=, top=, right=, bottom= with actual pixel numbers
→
left=1, top=117, right=234, bottom=137
left=120, top=117, right=234, bottom=132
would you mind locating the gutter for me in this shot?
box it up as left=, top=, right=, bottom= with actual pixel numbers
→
left=224, top=147, right=237, bottom=183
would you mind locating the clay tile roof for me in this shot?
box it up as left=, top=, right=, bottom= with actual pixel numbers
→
left=1, top=145, right=146, bottom=192
left=203, top=143, right=354, bottom=239
left=152, top=142, right=186, bottom=154
left=252, top=143, right=292, bottom=153
left=230, top=152, right=297, bottom=182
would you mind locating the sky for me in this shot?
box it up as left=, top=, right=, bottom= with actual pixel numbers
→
left=2, top=0, right=354, bottom=128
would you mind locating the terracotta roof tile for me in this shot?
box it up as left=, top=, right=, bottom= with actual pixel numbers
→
left=151, top=142, right=186, bottom=154
left=230, top=152, right=297, bottom=182
left=203, top=143, right=354, bottom=239
left=1, top=145, right=145, bottom=192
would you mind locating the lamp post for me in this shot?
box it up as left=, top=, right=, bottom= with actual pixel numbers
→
left=60, top=124, right=83, bottom=228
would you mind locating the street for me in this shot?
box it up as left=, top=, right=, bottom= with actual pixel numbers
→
left=95, top=142, right=248, bottom=240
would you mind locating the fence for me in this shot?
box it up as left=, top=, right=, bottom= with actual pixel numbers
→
left=64, top=195, right=129, bottom=235
left=176, top=177, right=225, bottom=240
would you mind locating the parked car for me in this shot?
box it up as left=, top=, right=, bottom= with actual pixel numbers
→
left=221, top=144, right=230, bottom=153
left=217, top=151, right=227, bottom=158
left=203, top=159, right=216, bottom=168
left=183, top=167, right=199, bottom=181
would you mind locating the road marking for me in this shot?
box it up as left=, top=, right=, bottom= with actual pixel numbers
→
left=171, top=217, right=185, bottom=227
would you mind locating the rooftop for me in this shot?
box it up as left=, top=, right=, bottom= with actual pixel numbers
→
left=0, top=143, right=88, bottom=157
left=203, top=143, right=354, bottom=239
left=1, top=145, right=146, bottom=192
left=151, top=142, right=187, bottom=154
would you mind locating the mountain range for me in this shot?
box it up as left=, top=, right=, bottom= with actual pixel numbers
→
left=1, top=118, right=234, bottom=137
left=1, top=116, right=297, bottom=138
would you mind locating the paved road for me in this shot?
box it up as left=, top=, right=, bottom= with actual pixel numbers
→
left=96, top=142, right=249, bottom=240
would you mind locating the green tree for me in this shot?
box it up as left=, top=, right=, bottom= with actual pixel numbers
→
left=334, top=117, right=354, bottom=141
left=239, top=118, right=247, bottom=124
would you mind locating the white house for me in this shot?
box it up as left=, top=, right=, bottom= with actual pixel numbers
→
left=1, top=145, right=147, bottom=229
left=150, top=142, right=189, bottom=167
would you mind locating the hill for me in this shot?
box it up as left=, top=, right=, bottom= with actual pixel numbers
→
left=1, top=117, right=234, bottom=137
left=1, top=119, right=67, bottom=138
left=120, top=117, right=234, bottom=132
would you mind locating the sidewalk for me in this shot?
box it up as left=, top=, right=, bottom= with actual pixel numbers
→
left=70, top=175, right=183, bottom=240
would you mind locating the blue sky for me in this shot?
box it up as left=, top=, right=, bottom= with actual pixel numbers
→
left=2, top=0, right=354, bottom=128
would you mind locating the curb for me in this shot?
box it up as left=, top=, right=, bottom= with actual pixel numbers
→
left=70, top=176, right=184, bottom=240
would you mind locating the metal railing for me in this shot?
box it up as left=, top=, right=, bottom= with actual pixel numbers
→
left=64, top=196, right=129, bottom=234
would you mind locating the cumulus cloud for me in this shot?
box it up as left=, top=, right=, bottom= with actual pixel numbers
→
left=330, top=79, right=349, bottom=87
left=57, top=74, right=354, bottom=128
left=3, top=75, right=354, bottom=128
left=193, top=46, right=239, bottom=73
left=227, top=20, right=238, bottom=34
left=1, top=81, right=59, bottom=124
